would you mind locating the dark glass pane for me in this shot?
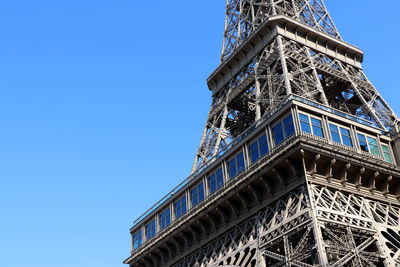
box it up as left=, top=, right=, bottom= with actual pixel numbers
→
left=175, top=199, right=182, bottom=219
left=216, top=168, right=224, bottom=189
left=249, top=141, right=259, bottom=163
left=273, top=123, right=284, bottom=145
left=181, top=198, right=186, bottom=214
left=208, top=174, right=216, bottom=193
left=300, top=121, right=311, bottom=133
left=166, top=209, right=170, bottom=226
left=259, top=135, right=268, bottom=156
left=311, top=118, right=324, bottom=137
left=299, top=114, right=311, bottom=133
left=340, top=128, right=352, bottom=147
left=358, top=134, right=368, bottom=152
left=191, top=188, right=198, bottom=207
left=228, top=158, right=237, bottom=178
left=284, top=115, right=295, bottom=137
left=151, top=220, right=155, bottom=237
left=198, top=183, right=204, bottom=202
left=329, top=124, right=341, bottom=143
left=236, top=152, right=245, bottom=174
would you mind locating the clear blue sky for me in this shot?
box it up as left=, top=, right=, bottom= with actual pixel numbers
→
left=0, top=1, right=399, bottom=267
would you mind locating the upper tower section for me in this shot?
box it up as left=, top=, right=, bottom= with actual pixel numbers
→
left=192, top=0, right=399, bottom=173
left=221, top=0, right=341, bottom=61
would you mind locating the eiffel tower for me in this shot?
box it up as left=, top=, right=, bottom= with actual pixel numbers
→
left=124, top=1, right=400, bottom=266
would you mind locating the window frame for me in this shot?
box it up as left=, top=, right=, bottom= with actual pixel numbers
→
left=159, top=207, right=171, bottom=230
left=227, top=150, right=246, bottom=179
left=381, top=143, right=393, bottom=164
left=174, top=195, right=187, bottom=220
left=328, top=122, right=353, bottom=147
left=356, top=132, right=382, bottom=157
left=207, top=167, right=224, bottom=194
left=190, top=182, right=204, bottom=208
left=298, top=112, right=324, bottom=138
left=248, top=133, right=269, bottom=164
left=133, top=230, right=142, bottom=250
left=145, top=219, right=156, bottom=241
left=272, top=114, right=295, bottom=146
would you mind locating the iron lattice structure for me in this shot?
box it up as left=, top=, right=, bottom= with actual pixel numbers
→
left=192, top=0, right=398, bottom=173
left=124, top=1, right=400, bottom=267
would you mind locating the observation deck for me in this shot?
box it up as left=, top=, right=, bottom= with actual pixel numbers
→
left=124, top=95, right=400, bottom=266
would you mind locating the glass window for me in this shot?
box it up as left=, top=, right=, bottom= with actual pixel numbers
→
left=191, top=183, right=204, bottom=208
left=259, top=135, right=269, bottom=157
left=236, top=152, right=245, bottom=174
left=299, top=113, right=312, bottom=134
left=273, top=123, right=284, bottom=146
left=329, top=124, right=353, bottom=147
left=284, top=115, right=295, bottom=137
left=340, top=128, right=353, bottom=147
left=329, top=124, right=341, bottom=143
left=174, top=196, right=186, bottom=219
left=159, top=208, right=171, bottom=230
left=358, top=133, right=368, bottom=152
left=133, top=230, right=142, bottom=250
left=368, top=137, right=381, bottom=156
left=208, top=168, right=224, bottom=194
left=228, top=157, right=237, bottom=178
left=300, top=113, right=323, bottom=137
left=382, top=144, right=393, bottom=163
left=228, top=152, right=245, bottom=179
left=145, top=219, right=156, bottom=241
left=249, top=134, right=269, bottom=164
left=249, top=141, right=259, bottom=163
left=311, top=117, right=324, bottom=137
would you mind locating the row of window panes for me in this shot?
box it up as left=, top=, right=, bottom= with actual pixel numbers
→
left=133, top=114, right=298, bottom=248
left=298, top=113, right=393, bottom=163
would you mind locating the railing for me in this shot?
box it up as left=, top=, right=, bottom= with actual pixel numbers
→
left=131, top=94, right=386, bottom=230
left=131, top=95, right=294, bottom=227
left=130, top=130, right=392, bottom=254
left=292, top=95, right=377, bottom=128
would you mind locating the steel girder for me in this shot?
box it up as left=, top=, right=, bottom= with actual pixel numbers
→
left=165, top=183, right=399, bottom=267
left=192, top=5, right=399, bottom=173
left=221, top=0, right=341, bottom=61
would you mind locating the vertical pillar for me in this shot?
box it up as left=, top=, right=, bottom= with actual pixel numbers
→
left=276, top=36, right=292, bottom=96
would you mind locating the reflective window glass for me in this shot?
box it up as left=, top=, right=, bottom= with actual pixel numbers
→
left=236, top=152, right=245, bottom=174
left=311, top=117, right=324, bottom=137
left=249, top=141, right=259, bottom=163
left=299, top=113, right=311, bottom=134
left=174, top=196, right=186, bottom=219
left=259, top=135, right=269, bottom=157
left=208, top=168, right=224, bottom=194
left=273, top=123, right=284, bottom=146
left=133, top=230, right=142, bottom=249
left=340, top=128, right=353, bottom=147
left=358, top=133, right=368, bottom=152
left=191, top=183, right=204, bottom=207
left=284, top=115, right=295, bottom=137
left=368, top=137, right=381, bottom=156
left=159, top=208, right=171, bottom=230
left=382, top=145, right=393, bottom=163
left=228, top=158, right=237, bottom=178
left=145, top=219, right=156, bottom=241
left=329, top=124, right=341, bottom=143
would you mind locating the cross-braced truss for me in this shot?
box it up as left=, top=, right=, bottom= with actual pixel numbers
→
left=311, top=184, right=400, bottom=266
left=167, top=184, right=400, bottom=267
left=193, top=32, right=399, bottom=172
left=172, top=186, right=319, bottom=267
left=221, top=0, right=341, bottom=61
